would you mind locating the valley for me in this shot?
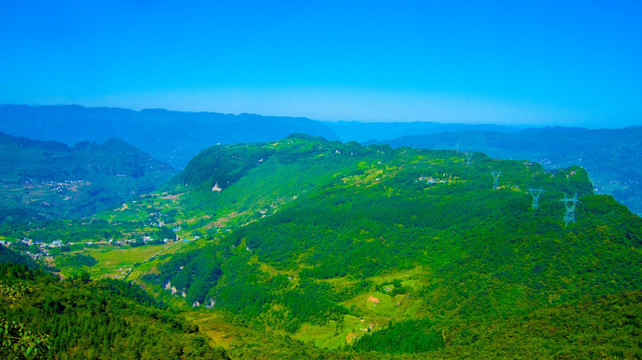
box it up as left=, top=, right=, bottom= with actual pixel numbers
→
left=0, top=131, right=174, bottom=221
left=2, top=135, right=640, bottom=359
left=3, top=0, right=641, bottom=357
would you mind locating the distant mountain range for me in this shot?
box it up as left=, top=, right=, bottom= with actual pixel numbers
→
left=323, top=120, right=521, bottom=143
left=0, top=131, right=173, bottom=220
left=1, top=104, right=640, bottom=215
left=0, top=104, right=338, bottom=169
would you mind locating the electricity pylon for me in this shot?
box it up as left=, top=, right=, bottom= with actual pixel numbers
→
left=529, top=187, right=544, bottom=209
left=560, top=193, right=579, bottom=226
left=491, top=171, right=501, bottom=189
left=464, top=151, right=473, bottom=166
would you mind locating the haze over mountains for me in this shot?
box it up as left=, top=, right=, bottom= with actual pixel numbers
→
left=0, top=104, right=338, bottom=169
left=1, top=104, right=640, bottom=215
left=2, top=0, right=640, bottom=357
left=0, top=131, right=173, bottom=220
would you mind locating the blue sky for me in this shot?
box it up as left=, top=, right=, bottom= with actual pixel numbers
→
left=1, top=1, right=640, bottom=127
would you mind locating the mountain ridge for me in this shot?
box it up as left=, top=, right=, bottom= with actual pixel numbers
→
left=0, top=104, right=340, bottom=169
left=0, top=131, right=174, bottom=220
left=2, top=135, right=641, bottom=358
left=371, top=127, right=642, bottom=214
left=2, top=104, right=640, bottom=217
left=121, top=137, right=641, bottom=356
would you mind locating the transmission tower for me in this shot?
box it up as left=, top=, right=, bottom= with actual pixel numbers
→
left=464, top=151, right=473, bottom=166
left=528, top=187, right=544, bottom=209
left=560, top=193, right=579, bottom=226
left=491, top=171, right=501, bottom=189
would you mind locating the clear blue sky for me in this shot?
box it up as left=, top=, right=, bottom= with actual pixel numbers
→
left=1, top=1, right=640, bottom=127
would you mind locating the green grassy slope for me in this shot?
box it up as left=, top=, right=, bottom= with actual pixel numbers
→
left=130, top=136, right=642, bottom=357
left=3, top=135, right=639, bottom=358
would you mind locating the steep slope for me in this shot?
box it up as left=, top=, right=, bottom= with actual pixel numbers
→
left=375, top=127, right=642, bottom=215
left=0, top=261, right=230, bottom=360
left=0, top=104, right=339, bottom=169
left=131, top=136, right=642, bottom=357
left=0, top=132, right=174, bottom=220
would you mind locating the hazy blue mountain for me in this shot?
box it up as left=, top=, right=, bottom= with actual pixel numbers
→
left=0, top=104, right=339, bottom=169
left=373, top=127, right=642, bottom=215
left=324, top=120, right=521, bottom=143
left=0, top=131, right=174, bottom=220
left=2, top=104, right=640, bottom=215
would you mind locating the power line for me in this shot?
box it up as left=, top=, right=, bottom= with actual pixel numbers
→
left=560, top=193, right=579, bottom=226
left=529, top=187, right=544, bottom=210
left=464, top=151, right=473, bottom=166
left=491, top=171, right=501, bottom=190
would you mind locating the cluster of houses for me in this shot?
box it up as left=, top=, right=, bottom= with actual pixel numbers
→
left=418, top=176, right=452, bottom=185
left=2, top=234, right=180, bottom=255
left=418, top=176, right=438, bottom=184
left=37, top=179, right=86, bottom=193
left=0, top=238, right=67, bottom=260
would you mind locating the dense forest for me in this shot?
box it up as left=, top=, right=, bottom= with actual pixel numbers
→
left=0, top=131, right=174, bottom=220
left=1, top=135, right=641, bottom=359
left=139, top=136, right=642, bottom=357
left=0, top=259, right=230, bottom=360
left=374, top=127, right=642, bottom=215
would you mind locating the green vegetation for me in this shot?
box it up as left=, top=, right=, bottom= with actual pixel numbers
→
left=0, top=131, right=174, bottom=220
left=0, top=262, right=230, bottom=360
left=353, top=319, right=445, bottom=354
left=55, top=253, right=97, bottom=268
left=3, top=135, right=641, bottom=358
left=133, top=136, right=642, bottom=356
left=380, top=127, right=642, bottom=215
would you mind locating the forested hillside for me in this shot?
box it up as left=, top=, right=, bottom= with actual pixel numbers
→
left=133, top=136, right=641, bottom=358
left=0, top=259, right=230, bottom=359
left=2, top=135, right=641, bottom=359
left=374, top=127, right=642, bottom=215
left=0, top=131, right=173, bottom=221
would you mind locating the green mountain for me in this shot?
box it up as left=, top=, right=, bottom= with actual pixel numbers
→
left=372, top=127, right=642, bottom=215
left=0, top=131, right=174, bottom=221
left=131, top=136, right=641, bottom=357
left=2, top=104, right=639, bottom=218
left=2, top=135, right=641, bottom=359
left=0, top=260, right=230, bottom=360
